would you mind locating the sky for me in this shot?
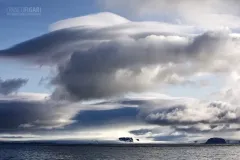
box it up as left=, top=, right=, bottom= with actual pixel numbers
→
left=0, top=0, right=240, bottom=143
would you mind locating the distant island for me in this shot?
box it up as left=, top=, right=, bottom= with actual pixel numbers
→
left=119, top=137, right=134, bottom=142
left=118, top=137, right=140, bottom=142
left=205, top=138, right=227, bottom=144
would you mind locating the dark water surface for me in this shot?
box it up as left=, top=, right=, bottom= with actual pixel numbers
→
left=0, top=144, right=240, bottom=160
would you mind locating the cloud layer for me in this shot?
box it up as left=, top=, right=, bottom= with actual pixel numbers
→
left=1, top=13, right=240, bottom=100
left=1, top=11, right=240, bottom=142
left=1, top=93, right=239, bottom=142
left=100, top=0, right=240, bottom=29
left=0, top=78, right=28, bottom=95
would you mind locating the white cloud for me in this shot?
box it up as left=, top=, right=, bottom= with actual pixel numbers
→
left=100, top=0, right=240, bottom=29
left=49, top=12, right=130, bottom=31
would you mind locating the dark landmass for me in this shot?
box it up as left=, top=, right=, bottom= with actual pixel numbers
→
left=119, top=137, right=133, bottom=142
left=0, top=141, right=239, bottom=147
left=205, top=138, right=227, bottom=144
left=0, top=137, right=239, bottom=147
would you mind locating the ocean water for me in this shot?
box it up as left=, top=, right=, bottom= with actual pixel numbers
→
left=0, top=144, right=240, bottom=160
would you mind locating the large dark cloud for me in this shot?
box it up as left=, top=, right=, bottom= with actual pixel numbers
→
left=0, top=28, right=107, bottom=64
left=1, top=13, right=237, bottom=100
left=51, top=30, right=231, bottom=100
left=0, top=78, right=28, bottom=95
left=0, top=99, right=79, bottom=134
left=0, top=96, right=139, bottom=134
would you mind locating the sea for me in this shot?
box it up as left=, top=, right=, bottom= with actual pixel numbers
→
left=0, top=144, right=240, bottom=160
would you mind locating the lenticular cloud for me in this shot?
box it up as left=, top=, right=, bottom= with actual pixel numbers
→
left=49, top=12, right=130, bottom=31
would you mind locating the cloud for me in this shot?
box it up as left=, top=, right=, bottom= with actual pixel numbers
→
left=114, top=93, right=240, bottom=135
left=100, top=0, right=240, bottom=29
left=129, top=129, right=152, bottom=135
left=0, top=95, right=81, bottom=134
left=173, top=124, right=240, bottom=134
left=0, top=92, right=239, bottom=141
left=0, top=13, right=196, bottom=64
left=51, top=30, right=238, bottom=100
left=128, top=125, right=191, bottom=142
left=67, top=94, right=240, bottom=136
left=214, top=71, right=240, bottom=106
left=140, top=100, right=240, bottom=126
left=1, top=13, right=239, bottom=100
left=151, top=134, right=187, bottom=142
left=0, top=78, right=28, bottom=95
left=0, top=93, right=138, bottom=135
left=1, top=12, right=240, bottom=141
left=49, top=12, right=130, bottom=31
